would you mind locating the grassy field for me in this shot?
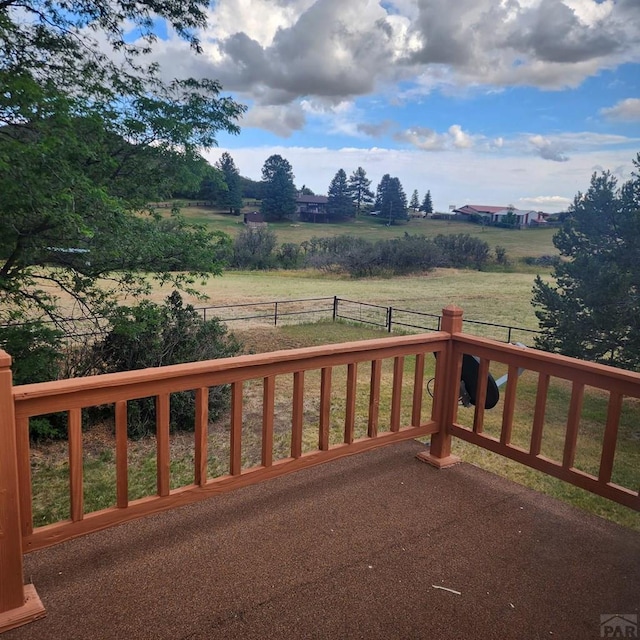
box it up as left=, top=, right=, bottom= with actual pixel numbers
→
left=30, top=321, right=639, bottom=531
left=177, top=205, right=559, bottom=259
left=150, top=268, right=546, bottom=332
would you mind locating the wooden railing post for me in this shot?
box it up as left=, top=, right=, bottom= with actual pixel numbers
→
left=417, top=306, right=462, bottom=468
left=0, top=350, right=46, bottom=633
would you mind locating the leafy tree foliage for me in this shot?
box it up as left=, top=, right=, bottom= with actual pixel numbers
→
left=374, top=174, right=408, bottom=224
left=215, top=152, right=243, bottom=214
left=0, top=0, right=245, bottom=331
left=410, top=190, right=420, bottom=210
left=532, top=157, right=640, bottom=370
left=299, top=185, right=315, bottom=196
left=420, top=191, right=434, bottom=214
left=260, top=155, right=297, bottom=221
left=347, top=167, right=374, bottom=216
left=327, top=169, right=355, bottom=220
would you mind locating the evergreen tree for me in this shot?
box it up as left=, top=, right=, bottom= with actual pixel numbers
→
left=347, top=167, right=374, bottom=216
left=532, top=154, right=640, bottom=370
left=260, top=155, right=297, bottom=221
left=374, top=175, right=408, bottom=224
left=410, top=190, right=420, bottom=211
left=420, top=190, right=434, bottom=214
left=215, top=152, right=243, bottom=214
left=327, top=169, right=355, bottom=220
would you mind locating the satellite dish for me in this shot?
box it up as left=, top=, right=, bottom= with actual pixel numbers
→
left=460, top=354, right=500, bottom=409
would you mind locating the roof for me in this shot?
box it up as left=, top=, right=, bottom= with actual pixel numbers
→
left=296, top=195, right=328, bottom=204
left=455, top=204, right=506, bottom=215
left=8, top=441, right=639, bottom=640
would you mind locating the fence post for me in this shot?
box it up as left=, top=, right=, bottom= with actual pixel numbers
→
left=387, top=307, right=393, bottom=333
left=417, top=305, right=462, bottom=468
left=274, top=302, right=278, bottom=326
left=0, top=350, right=46, bottom=632
left=332, top=297, right=338, bottom=322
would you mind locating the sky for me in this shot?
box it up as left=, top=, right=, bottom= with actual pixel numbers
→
left=144, top=0, right=638, bottom=212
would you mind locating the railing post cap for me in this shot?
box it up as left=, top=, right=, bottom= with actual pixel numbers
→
left=0, top=349, right=12, bottom=368
left=442, top=305, right=463, bottom=317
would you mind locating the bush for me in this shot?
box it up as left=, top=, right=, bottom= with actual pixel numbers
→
left=232, top=226, right=277, bottom=269
left=0, top=322, right=62, bottom=385
left=434, top=233, right=491, bottom=269
left=93, top=291, right=242, bottom=438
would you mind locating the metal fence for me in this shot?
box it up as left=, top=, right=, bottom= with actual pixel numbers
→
left=1, top=296, right=543, bottom=346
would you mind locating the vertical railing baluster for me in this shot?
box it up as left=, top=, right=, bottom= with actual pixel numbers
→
left=411, top=353, right=425, bottom=427
left=563, top=383, right=584, bottom=469
left=500, top=365, right=519, bottom=445
left=530, top=373, right=550, bottom=456
left=262, top=377, right=275, bottom=467
left=194, top=388, right=208, bottom=486
left=345, top=363, right=357, bottom=444
left=598, top=391, right=623, bottom=484
left=319, top=368, right=332, bottom=451
left=68, top=408, right=83, bottom=522
left=156, top=394, right=170, bottom=496
left=115, top=401, right=128, bottom=508
left=390, top=356, right=403, bottom=432
left=473, top=358, right=490, bottom=434
left=291, top=372, right=304, bottom=458
left=368, top=360, right=382, bottom=438
left=230, top=382, right=243, bottom=475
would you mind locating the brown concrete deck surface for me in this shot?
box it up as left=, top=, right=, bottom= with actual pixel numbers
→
left=5, top=441, right=639, bottom=640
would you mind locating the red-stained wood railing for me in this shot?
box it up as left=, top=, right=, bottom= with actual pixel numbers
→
left=447, top=334, right=640, bottom=511
left=12, top=331, right=448, bottom=555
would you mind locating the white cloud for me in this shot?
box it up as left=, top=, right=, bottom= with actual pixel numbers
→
left=138, top=0, right=640, bottom=108
left=600, top=98, right=640, bottom=122
left=394, top=124, right=476, bottom=150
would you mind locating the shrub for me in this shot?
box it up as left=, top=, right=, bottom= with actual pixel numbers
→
left=0, top=323, right=66, bottom=439
left=93, top=291, right=242, bottom=438
left=232, top=226, right=277, bottom=269
left=434, top=233, right=491, bottom=269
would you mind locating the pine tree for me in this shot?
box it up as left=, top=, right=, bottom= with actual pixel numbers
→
left=374, top=175, right=408, bottom=224
left=420, top=190, right=433, bottom=214
left=215, top=152, right=243, bottom=214
left=410, top=190, right=420, bottom=211
left=532, top=154, right=640, bottom=370
left=260, top=155, right=297, bottom=221
left=327, top=169, right=355, bottom=219
left=347, top=167, right=374, bottom=216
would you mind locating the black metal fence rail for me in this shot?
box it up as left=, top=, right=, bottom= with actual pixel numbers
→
left=1, top=296, right=542, bottom=345
left=198, top=297, right=336, bottom=327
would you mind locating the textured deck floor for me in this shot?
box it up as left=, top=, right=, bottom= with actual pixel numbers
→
left=5, top=440, right=639, bottom=640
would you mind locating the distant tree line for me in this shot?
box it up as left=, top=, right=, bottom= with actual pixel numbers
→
left=183, top=152, right=435, bottom=224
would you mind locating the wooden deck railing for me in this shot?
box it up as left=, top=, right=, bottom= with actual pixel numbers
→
left=0, top=306, right=638, bottom=632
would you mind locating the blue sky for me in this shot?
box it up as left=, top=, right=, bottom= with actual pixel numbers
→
left=140, top=0, right=639, bottom=212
